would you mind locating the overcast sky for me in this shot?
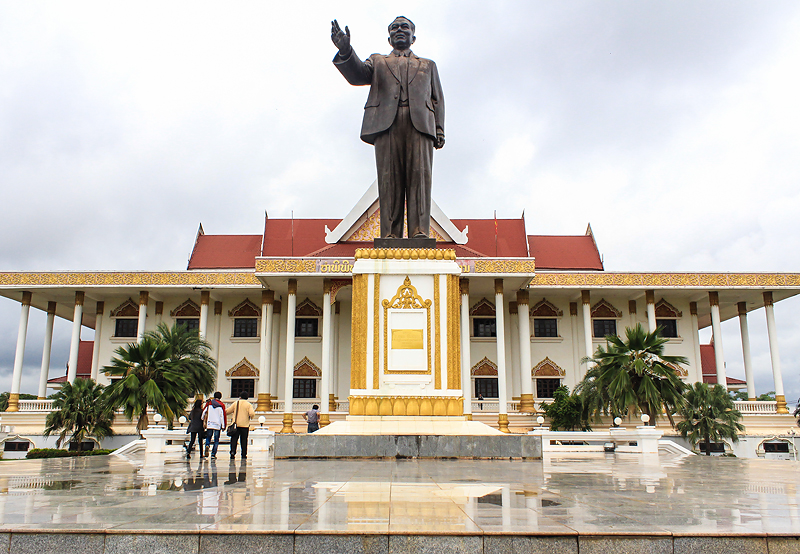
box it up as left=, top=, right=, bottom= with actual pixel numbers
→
left=1, top=1, right=799, bottom=405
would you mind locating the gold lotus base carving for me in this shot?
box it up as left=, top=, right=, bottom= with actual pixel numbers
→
left=776, top=395, right=789, bottom=414
left=319, top=413, right=331, bottom=427
left=281, top=413, right=295, bottom=433
left=354, top=248, right=457, bottom=261
left=5, top=393, right=19, bottom=413
left=498, top=414, right=510, bottom=433
left=518, top=393, right=537, bottom=414
left=256, top=393, right=272, bottom=412
left=348, top=395, right=464, bottom=416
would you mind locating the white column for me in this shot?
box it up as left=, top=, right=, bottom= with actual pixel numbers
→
left=645, top=290, right=656, bottom=333
left=495, top=279, right=509, bottom=432
left=689, top=302, right=703, bottom=383
left=154, top=301, right=163, bottom=327
left=628, top=300, right=637, bottom=330
left=509, top=303, right=521, bottom=403
left=213, top=300, right=223, bottom=360
left=581, top=290, right=593, bottom=363
left=516, top=290, right=535, bottom=413
left=257, top=290, right=274, bottom=412
left=569, top=302, right=580, bottom=386
left=270, top=301, right=281, bottom=401
left=67, top=291, right=84, bottom=384
left=199, top=291, right=210, bottom=340
left=763, top=292, right=788, bottom=414
left=281, top=280, right=298, bottom=432
left=320, top=281, right=333, bottom=425
left=136, top=291, right=148, bottom=343
left=90, top=301, right=104, bottom=383
left=38, top=301, right=57, bottom=399
left=737, top=302, right=756, bottom=400
left=709, top=291, right=727, bottom=388
left=8, top=291, right=32, bottom=412
left=459, top=279, right=472, bottom=417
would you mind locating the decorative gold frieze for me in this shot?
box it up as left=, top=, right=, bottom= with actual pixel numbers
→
left=447, top=274, right=461, bottom=390
left=434, top=275, right=441, bottom=389
left=474, top=260, right=536, bottom=273
left=528, top=273, right=800, bottom=288
left=354, top=248, right=456, bottom=261
left=374, top=274, right=380, bottom=388
left=257, top=260, right=317, bottom=273
left=0, top=272, right=261, bottom=286
left=347, top=395, right=463, bottom=416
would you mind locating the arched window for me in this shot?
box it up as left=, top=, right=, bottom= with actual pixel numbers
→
left=655, top=299, right=682, bottom=339
left=591, top=299, right=622, bottom=338
left=229, top=299, right=261, bottom=338
left=110, top=298, right=139, bottom=338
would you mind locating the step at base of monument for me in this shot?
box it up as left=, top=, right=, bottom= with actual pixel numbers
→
left=274, top=433, right=541, bottom=459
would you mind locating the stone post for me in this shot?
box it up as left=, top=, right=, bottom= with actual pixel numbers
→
left=319, top=280, right=332, bottom=427
left=737, top=301, right=756, bottom=400
left=136, top=291, right=148, bottom=343
left=495, top=279, right=509, bottom=432
left=8, top=291, right=32, bottom=412
left=459, top=279, right=471, bottom=419
left=257, top=290, right=274, bottom=412
left=645, top=290, right=656, bottom=333
left=67, top=291, right=84, bottom=383
left=90, top=301, right=104, bottom=382
left=199, top=291, right=210, bottom=340
left=516, top=290, right=535, bottom=413
left=38, top=301, right=58, bottom=399
left=689, top=302, right=703, bottom=383
left=763, top=292, right=788, bottom=414
left=709, top=291, right=726, bottom=388
left=581, top=290, right=593, bottom=364
left=281, top=280, right=298, bottom=433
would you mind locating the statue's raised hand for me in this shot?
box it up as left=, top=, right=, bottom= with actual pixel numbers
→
left=331, top=20, right=351, bottom=56
left=331, top=20, right=351, bottom=57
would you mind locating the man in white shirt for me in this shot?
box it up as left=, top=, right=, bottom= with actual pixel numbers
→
left=202, top=391, right=227, bottom=459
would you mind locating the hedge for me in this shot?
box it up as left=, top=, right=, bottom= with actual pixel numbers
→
left=26, top=448, right=115, bottom=459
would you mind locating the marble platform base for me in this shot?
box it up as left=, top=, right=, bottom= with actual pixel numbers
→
left=274, top=433, right=541, bottom=459
left=315, top=416, right=503, bottom=436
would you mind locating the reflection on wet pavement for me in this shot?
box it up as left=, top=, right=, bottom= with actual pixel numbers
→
left=0, top=451, right=797, bottom=533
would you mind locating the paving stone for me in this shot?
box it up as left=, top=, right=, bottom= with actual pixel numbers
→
left=674, top=536, right=767, bottom=554
left=199, top=533, right=293, bottom=554
left=389, top=535, right=481, bottom=554
left=579, top=536, right=672, bottom=554
left=485, top=535, right=577, bottom=553
left=10, top=532, right=105, bottom=554
left=0, top=534, right=8, bottom=553
left=105, top=533, right=199, bottom=554
left=295, top=534, right=388, bottom=554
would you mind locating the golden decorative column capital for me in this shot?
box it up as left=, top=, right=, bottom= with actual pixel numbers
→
left=262, top=290, right=275, bottom=305
left=95, top=301, right=104, bottom=316
left=139, top=291, right=149, bottom=306
left=708, top=291, right=719, bottom=307
left=323, top=279, right=332, bottom=294
left=459, top=278, right=469, bottom=295
left=763, top=291, right=774, bottom=307
left=494, top=279, right=504, bottom=295
left=581, top=290, right=590, bottom=305
left=200, top=291, right=210, bottom=306
left=334, top=301, right=340, bottom=315
left=155, top=301, right=164, bottom=316
left=569, top=302, right=578, bottom=317
left=628, top=300, right=637, bottom=315
left=689, top=301, right=698, bottom=316
left=509, top=301, right=518, bottom=315
left=645, top=290, right=655, bottom=305
left=273, top=300, right=282, bottom=315
left=737, top=301, right=747, bottom=316
left=74, top=291, right=85, bottom=306
left=47, top=301, right=57, bottom=315
left=213, top=301, right=222, bottom=316
left=21, top=291, right=32, bottom=306
left=516, top=290, right=529, bottom=305
left=288, top=279, right=298, bottom=295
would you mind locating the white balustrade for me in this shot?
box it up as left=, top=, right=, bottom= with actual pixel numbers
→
left=734, top=400, right=778, bottom=414
left=17, top=399, right=54, bottom=412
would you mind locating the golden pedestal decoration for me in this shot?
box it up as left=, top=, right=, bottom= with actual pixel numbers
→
left=319, top=413, right=331, bottom=427
left=776, top=395, right=789, bottom=414
left=256, top=393, right=272, bottom=412
left=5, top=393, right=19, bottom=413
left=518, top=393, right=537, bottom=414
left=497, top=414, right=510, bottom=433
left=348, top=395, right=463, bottom=416
left=329, top=394, right=336, bottom=412
left=280, top=413, right=295, bottom=433
left=465, top=414, right=473, bottom=421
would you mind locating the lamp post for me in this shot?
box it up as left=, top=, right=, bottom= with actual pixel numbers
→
left=259, top=416, right=266, bottom=428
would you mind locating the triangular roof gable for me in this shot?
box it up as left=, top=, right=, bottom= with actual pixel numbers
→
left=324, top=180, right=468, bottom=244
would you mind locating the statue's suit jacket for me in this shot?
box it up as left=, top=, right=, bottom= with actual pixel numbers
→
left=333, top=48, right=444, bottom=145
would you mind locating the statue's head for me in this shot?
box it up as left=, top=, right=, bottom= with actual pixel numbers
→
left=388, top=16, right=415, bottom=50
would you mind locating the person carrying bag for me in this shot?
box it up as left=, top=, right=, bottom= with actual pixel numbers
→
left=226, top=392, right=255, bottom=459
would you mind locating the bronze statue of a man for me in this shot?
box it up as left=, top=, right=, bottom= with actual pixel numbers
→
left=331, top=17, right=445, bottom=239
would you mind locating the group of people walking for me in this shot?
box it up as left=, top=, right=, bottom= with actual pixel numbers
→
left=186, top=391, right=255, bottom=460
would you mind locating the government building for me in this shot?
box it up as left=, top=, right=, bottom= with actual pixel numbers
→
left=0, top=182, right=797, bottom=452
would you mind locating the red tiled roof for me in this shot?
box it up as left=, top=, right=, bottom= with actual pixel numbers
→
left=48, top=341, right=93, bottom=384
left=699, top=344, right=747, bottom=386
left=452, top=218, right=529, bottom=257
left=261, top=219, right=342, bottom=257
left=188, top=235, right=262, bottom=269
left=527, top=235, right=604, bottom=271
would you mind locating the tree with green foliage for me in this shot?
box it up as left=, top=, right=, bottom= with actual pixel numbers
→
left=540, top=386, right=591, bottom=431
left=677, top=382, right=744, bottom=455
left=0, top=392, right=39, bottom=412
left=102, top=323, right=216, bottom=432
left=731, top=390, right=775, bottom=401
left=577, top=323, right=688, bottom=425
left=43, top=378, right=114, bottom=452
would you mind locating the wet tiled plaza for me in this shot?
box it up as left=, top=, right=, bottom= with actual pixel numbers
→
left=0, top=450, right=797, bottom=536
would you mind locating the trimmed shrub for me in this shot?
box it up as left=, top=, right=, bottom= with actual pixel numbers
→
left=26, top=448, right=114, bottom=459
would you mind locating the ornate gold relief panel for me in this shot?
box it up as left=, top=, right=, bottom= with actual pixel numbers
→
left=382, top=276, right=432, bottom=376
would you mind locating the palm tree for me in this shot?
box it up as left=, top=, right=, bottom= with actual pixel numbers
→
left=43, top=378, right=114, bottom=452
left=579, top=323, right=688, bottom=425
left=102, top=323, right=217, bottom=433
left=677, top=382, right=744, bottom=455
